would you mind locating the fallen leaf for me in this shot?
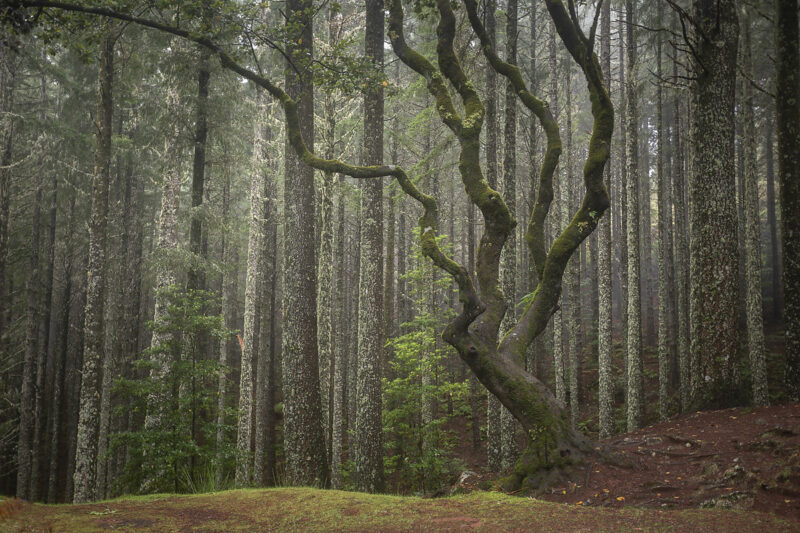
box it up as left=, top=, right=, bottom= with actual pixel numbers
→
left=616, top=496, right=625, bottom=501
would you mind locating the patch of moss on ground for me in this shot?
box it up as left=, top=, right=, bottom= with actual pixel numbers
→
left=1, top=487, right=796, bottom=532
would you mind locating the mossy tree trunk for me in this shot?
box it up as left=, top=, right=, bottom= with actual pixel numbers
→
left=625, top=0, right=643, bottom=432
left=187, top=48, right=210, bottom=293
left=235, top=88, right=270, bottom=488
left=655, top=2, right=675, bottom=421
left=764, top=121, right=780, bottom=320
left=484, top=0, right=502, bottom=474
left=740, top=8, right=767, bottom=407
left=216, top=170, right=237, bottom=487
left=331, top=189, right=347, bottom=489
left=499, top=0, right=519, bottom=469
left=617, top=16, right=629, bottom=393
left=141, top=78, right=182, bottom=495
left=672, top=48, right=690, bottom=412
left=17, top=152, right=42, bottom=502
left=597, top=0, right=614, bottom=439
left=354, top=0, right=385, bottom=493
left=688, top=0, right=740, bottom=408
left=72, top=31, right=113, bottom=503
left=281, top=0, right=329, bottom=487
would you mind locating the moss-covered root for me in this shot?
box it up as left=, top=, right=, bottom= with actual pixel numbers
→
left=500, top=425, right=592, bottom=494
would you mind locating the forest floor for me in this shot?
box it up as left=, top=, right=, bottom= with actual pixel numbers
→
left=0, top=482, right=796, bottom=532
left=2, top=403, right=799, bottom=532
left=451, top=402, right=800, bottom=521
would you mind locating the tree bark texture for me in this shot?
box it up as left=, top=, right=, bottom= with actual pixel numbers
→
left=354, top=0, right=385, bottom=493
left=72, top=32, right=113, bottom=503
left=235, top=90, right=270, bottom=487
left=740, top=9, right=767, bottom=406
left=282, top=0, right=329, bottom=487
left=500, top=0, right=519, bottom=469
left=775, top=0, right=800, bottom=400
left=625, top=0, right=643, bottom=432
left=688, top=0, right=740, bottom=407
left=141, top=79, right=182, bottom=494
left=597, top=0, right=614, bottom=439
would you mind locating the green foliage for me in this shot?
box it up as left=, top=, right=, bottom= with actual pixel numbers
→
left=383, top=237, right=468, bottom=494
left=111, top=286, right=234, bottom=495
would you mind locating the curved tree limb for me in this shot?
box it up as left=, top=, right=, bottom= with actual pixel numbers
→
left=499, top=0, right=613, bottom=361
left=463, top=0, right=561, bottom=282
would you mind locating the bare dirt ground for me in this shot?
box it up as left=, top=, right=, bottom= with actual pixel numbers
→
left=451, top=403, right=800, bottom=522
left=541, top=402, right=800, bottom=519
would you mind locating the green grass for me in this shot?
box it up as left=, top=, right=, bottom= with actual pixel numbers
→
left=1, top=487, right=796, bottom=532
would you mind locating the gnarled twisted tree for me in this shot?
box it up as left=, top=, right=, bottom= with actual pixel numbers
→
left=7, top=0, right=613, bottom=492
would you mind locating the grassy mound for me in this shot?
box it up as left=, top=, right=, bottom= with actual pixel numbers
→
left=1, top=487, right=796, bottom=532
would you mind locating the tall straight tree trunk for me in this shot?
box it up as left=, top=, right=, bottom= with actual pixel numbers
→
left=565, top=55, right=581, bottom=429
left=384, top=195, right=395, bottom=351
left=330, top=188, right=347, bottom=489
left=265, top=220, right=279, bottom=485
left=597, top=0, right=614, bottom=439
left=549, top=17, right=566, bottom=407
left=618, top=13, right=629, bottom=392
left=188, top=49, right=210, bottom=292
left=117, top=161, right=143, bottom=485
left=526, top=0, right=545, bottom=381
left=18, top=59, right=47, bottom=502
left=17, top=173, right=42, bottom=501
left=485, top=0, right=499, bottom=190
left=96, top=142, right=127, bottom=500
left=216, top=170, right=236, bottom=487
left=397, top=207, right=408, bottom=326
left=764, top=121, right=781, bottom=320
left=141, top=80, right=182, bottom=494
left=64, top=267, right=87, bottom=502
left=0, top=43, right=15, bottom=363
left=283, top=0, right=328, bottom=486
left=740, top=9, right=767, bottom=406
left=72, top=32, right=113, bottom=503
left=347, top=207, right=361, bottom=443
left=655, top=5, right=673, bottom=421
left=688, top=0, right=740, bottom=407
left=47, top=194, right=75, bottom=503
left=317, top=6, right=340, bottom=465
left=236, top=90, right=270, bottom=487
left=625, top=0, right=643, bottom=432
left=775, top=0, right=800, bottom=400
left=499, top=0, right=518, bottom=469
left=353, top=0, right=385, bottom=493
left=641, top=130, right=654, bottom=350
left=485, top=0, right=502, bottom=473
left=673, top=52, right=690, bottom=412
left=254, top=97, right=276, bottom=487
left=32, top=164, right=58, bottom=501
